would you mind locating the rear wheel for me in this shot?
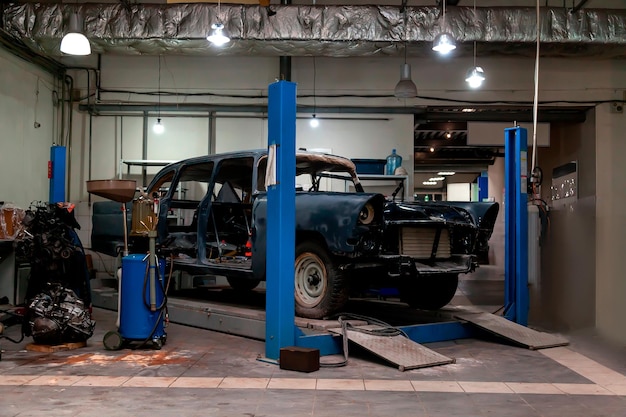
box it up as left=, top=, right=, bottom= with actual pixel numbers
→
left=294, top=241, right=348, bottom=319
left=400, top=274, right=459, bottom=310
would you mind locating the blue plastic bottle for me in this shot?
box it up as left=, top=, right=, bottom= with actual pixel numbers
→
left=385, top=149, right=402, bottom=175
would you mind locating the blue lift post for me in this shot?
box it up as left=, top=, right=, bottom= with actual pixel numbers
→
left=264, top=81, right=297, bottom=360
left=504, top=127, right=529, bottom=325
left=49, top=145, right=67, bottom=203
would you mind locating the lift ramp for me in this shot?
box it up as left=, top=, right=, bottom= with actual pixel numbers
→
left=453, top=310, right=568, bottom=350
left=330, top=325, right=454, bottom=371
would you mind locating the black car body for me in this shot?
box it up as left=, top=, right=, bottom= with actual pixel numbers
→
left=94, top=150, right=499, bottom=319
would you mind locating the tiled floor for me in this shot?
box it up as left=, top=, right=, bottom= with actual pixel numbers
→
left=1, top=273, right=625, bottom=416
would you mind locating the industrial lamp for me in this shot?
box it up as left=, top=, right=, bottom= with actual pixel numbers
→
left=153, top=56, right=165, bottom=135
left=207, top=0, right=230, bottom=46
left=310, top=57, right=319, bottom=128
left=465, top=65, right=486, bottom=88
left=465, top=2, right=486, bottom=88
left=207, top=23, right=230, bottom=46
left=432, top=1, right=456, bottom=55
left=60, top=11, right=91, bottom=56
left=394, top=43, right=417, bottom=98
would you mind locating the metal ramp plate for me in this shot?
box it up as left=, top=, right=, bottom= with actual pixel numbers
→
left=454, top=311, right=568, bottom=350
left=330, top=325, right=454, bottom=371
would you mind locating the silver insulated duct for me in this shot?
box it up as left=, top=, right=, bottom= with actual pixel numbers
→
left=2, top=3, right=626, bottom=58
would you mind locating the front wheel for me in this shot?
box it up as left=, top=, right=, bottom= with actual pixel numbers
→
left=294, top=241, right=348, bottom=319
left=400, top=274, right=459, bottom=310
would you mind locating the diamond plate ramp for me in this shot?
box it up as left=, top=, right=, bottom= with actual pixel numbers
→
left=330, top=325, right=453, bottom=371
left=454, top=311, right=568, bottom=350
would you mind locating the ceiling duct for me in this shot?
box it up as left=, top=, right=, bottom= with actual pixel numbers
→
left=2, top=4, right=626, bottom=58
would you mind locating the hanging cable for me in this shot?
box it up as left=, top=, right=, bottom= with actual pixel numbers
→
left=530, top=0, right=541, bottom=174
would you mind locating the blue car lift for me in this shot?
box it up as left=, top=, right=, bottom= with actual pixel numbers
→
left=263, top=84, right=532, bottom=357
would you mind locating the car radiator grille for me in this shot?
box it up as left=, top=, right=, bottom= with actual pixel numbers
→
left=400, top=227, right=451, bottom=259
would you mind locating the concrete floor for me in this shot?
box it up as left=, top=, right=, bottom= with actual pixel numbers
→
left=1, top=268, right=624, bottom=417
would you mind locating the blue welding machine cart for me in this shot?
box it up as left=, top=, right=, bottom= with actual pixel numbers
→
left=103, top=240, right=168, bottom=350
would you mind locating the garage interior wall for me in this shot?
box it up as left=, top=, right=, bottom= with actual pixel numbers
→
left=0, top=48, right=57, bottom=208
left=2, top=45, right=626, bottom=344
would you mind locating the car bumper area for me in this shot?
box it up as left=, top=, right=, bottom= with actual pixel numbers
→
left=381, top=254, right=475, bottom=277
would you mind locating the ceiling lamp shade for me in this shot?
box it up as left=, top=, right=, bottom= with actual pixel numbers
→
left=310, top=114, right=319, bottom=128
left=153, top=118, right=165, bottom=134
left=207, top=23, right=230, bottom=46
left=466, top=66, right=486, bottom=88
left=60, top=12, right=91, bottom=56
left=394, top=63, right=417, bottom=98
left=432, top=32, right=456, bottom=55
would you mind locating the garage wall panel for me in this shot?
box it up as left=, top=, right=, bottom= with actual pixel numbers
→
left=0, top=48, right=56, bottom=208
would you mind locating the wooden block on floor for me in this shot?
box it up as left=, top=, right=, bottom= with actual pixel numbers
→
left=26, top=341, right=87, bottom=353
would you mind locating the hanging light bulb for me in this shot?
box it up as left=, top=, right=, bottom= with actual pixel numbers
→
left=207, top=23, right=230, bottom=46
left=60, top=11, right=91, bottom=56
left=153, top=118, right=165, bottom=134
left=310, top=114, right=319, bottom=128
left=466, top=66, right=486, bottom=88
left=432, top=33, right=456, bottom=55
left=432, top=0, right=456, bottom=55
left=394, top=43, right=417, bottom=98
left=465, top=1, right=486, bottom=89
left=207, top=0, right=230, bottom=46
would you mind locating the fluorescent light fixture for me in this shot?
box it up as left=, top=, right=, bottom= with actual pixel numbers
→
left=437, top=171, right=456, bottom=176
left=207, top=23, right=230, bottom=46
left=310, top=114, right=319, bottom=128
left=394, top=63, right=417, bottom=98
left=429, top=177, right=445, bottom=181
left=153, top=118, right=165, bottom=134
left=60, top=12, right=91, bottom=56
left=432, top=32, right=456, bottom=55
left=466, top=66, right=486, bottom=88
left=423, top=181, right=437, bottom=185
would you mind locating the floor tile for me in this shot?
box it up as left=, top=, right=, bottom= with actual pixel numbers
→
left=552, top=383, right=614, bottom=395
left=72, top=375, right=131, bottom=387
left=122, top=376, right=177, bottom=387
left=268, top=377, right=317, bottom=390
left=315, top=378, right=365, bottom=391
left=218, top=377, right=270, bottom=389
left=410, top=380, right=464, bottom=393
left=504, top=382, right=565, bottom=394
left=364, top=379, right=414, bottom=391
left=25, top=375, right=86, bottom=386
left=458, top=381, right=514, bottom=393
left=169, top=377, right=224, bottom=388
left=0, top=375, right=39, bottom=385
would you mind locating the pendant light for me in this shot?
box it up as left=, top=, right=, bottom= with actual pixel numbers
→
left=207, top=0, right=230, bottom=46
left=465, top=0, right=486, bottom=88
left=432, top=1, right=456, bottom=55
left=310, top=56, right=319, bottom=128
left=60, top=10, right=91, bottom=56
left=394, top=42, right=417, bottom=98
left=153, top=55, right=164, bottom=135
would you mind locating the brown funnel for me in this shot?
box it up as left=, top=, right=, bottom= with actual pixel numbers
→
left=87, top=179, right=137, bottom=203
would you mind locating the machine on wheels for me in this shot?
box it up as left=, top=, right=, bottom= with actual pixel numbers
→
left=87, top=180, right=168, bottom=350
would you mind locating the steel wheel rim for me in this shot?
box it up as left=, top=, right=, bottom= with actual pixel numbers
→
left=295, top=252, right=327, bottom=307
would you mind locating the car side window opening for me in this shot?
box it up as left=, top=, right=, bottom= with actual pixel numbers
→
left=206, top=158, right=255, bottom=258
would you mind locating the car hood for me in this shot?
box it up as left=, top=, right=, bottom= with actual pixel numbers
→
left=383, top=201, right=474, bottom=225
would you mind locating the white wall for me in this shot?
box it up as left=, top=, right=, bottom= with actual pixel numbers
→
left=0, top=49, right=58, bottom=208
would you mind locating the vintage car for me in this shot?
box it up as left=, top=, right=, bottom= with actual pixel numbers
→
left=92, top=150, right=499, bottom=319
